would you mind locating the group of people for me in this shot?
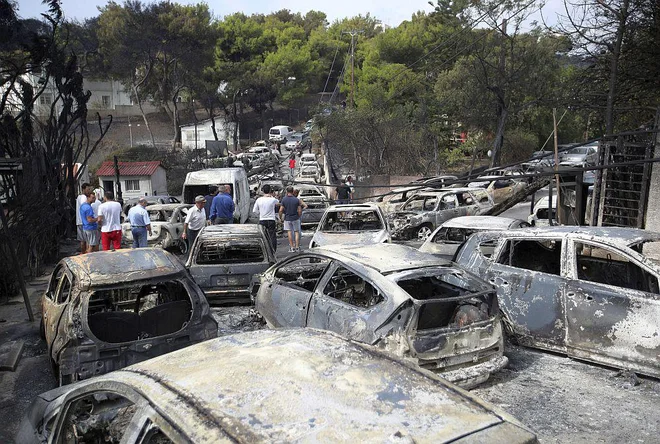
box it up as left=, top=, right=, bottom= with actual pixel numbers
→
left=181, top=184, right=236, bottom=250
left=76, top=183, right=126, bottom=254
left=253, top=185, right=307, bottom=253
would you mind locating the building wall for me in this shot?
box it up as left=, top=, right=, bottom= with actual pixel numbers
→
left=180, top=119, right=237, bottom=150
left=150, top=167, right=168, bottom=196
left=98, top=168, right=167, bottom=200
left=85, top=80, right=133, bottom=110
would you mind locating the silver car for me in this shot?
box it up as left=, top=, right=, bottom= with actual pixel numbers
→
left=559, top=143, right=598, bottom=167
left=390, top=188, right=494, bottom=240
left=186, top=225, right=276, bottom=304
left=454, top=226, right=660, bottom=379
left=121, top=203, right=191, bottom=253
left=254, top=244, right=508, bottom=388
left=309, top=203, right=391, bottom=248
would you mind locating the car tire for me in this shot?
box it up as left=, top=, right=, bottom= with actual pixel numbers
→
left=416, top=225, right=433, bottom=241
left=179, top=240, right=188, bottom=255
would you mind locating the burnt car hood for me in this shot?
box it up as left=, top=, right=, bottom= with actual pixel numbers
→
left=312, top=231, right=387, bottom=247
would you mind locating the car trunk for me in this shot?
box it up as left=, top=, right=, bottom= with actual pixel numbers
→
left=396, top=274, right=503, bottom=372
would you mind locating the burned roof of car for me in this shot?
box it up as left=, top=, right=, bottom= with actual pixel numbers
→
left=479, top=225, right=660, bottom=246
left=317, top=243, right=450, bottom=274
left=199, top=224, right=265, bottom=236
left=441, top=216, right=524, bottom=229
left=114, top=329, right=526, bottom=442
left=145, top=203, right=192, bottom=211
left=64, top=248, right=186, bottom=286
left=325, top=203, right=380, bottom=212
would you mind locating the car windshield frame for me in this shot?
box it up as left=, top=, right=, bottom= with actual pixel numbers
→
left=320, top=210, right=385, bottom=232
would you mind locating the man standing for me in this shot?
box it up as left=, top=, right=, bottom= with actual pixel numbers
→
left=127, top=197, right=152, bottom=248
left=345, top=176, right=355, bottom=201
left=288, top=157, right=296, bottom=177
left=204, top=185, right=218, bottom=220
left=182, top=196, right=207, bottom=253
left=76, top=183, right=92, bottom=254
left=253, top=184, right=279, bottom=253
left=279, top=186, right=303, bottom=252
left=79, top=192, right=99, bottom=254
left=292, top=189, right=308, bottom=242
left=210, top=184, right=235, bottom=224
left=334, top=179, right=352, bottom=204
left=97, top=191, right=123, bottom=251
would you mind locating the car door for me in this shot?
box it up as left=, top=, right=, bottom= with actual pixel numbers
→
left=306, top=263, right=385, bottom=344
left=564, top=240, right=660, bottom=375
left=486, top=236, right=569, bottom=351
left=44, top=265, right=74, bottom=359
left=434, top=194, right=458, bottom=226
left=257, top=256, right=331, bottom=328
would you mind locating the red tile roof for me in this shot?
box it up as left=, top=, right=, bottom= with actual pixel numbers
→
left=96, top=161, right=162, bottom=177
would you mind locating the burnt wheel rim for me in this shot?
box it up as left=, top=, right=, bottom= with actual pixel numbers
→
left=417, top=226, right=432, bottom=240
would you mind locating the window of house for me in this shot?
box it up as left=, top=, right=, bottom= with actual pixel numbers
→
left=39, top=94, right=52, bottom=105
left=575, top=242, right=659, bottom=293
left=323, top=266, right=383, bottom=309
left=101, top=95, right=110, bottom=107
left=497, top=239, right=562, bottom=276
left=125, top=180, right=140, bottom=191
left=274, top=257, right=331, bottom=292
left=57, top=391, right=136, bottom=443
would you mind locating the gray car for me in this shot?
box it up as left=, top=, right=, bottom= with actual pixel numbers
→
left=454, top=226, right=660, bottom=379
left=559, top=143, right=598, bottom=167
left=390, top=187, right=494, bottom=240
left=17, top=329, right=537, bottom=443
left=186, top=225, right=276, bottom=304
left=254, top=244, right=508, bottom=388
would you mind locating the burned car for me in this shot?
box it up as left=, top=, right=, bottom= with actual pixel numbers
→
left=254, top=244, right=508, bottom=387
left=121, top=203, right=191, bottom=253
left=390, top=188, right=494, bottom=240
left=419, top=216, right=529, bottom=259
left=18, top=329, right=537, bottom=444
left=41, top=248, right=218, bottom=385
left=454, top=226, right=660, bottom=379
left=309, top=203, right=391, bottom=248
left=467, top=176, right=527, bottom=204
left=186, top=225, right=276, bottom=304
left=298, top=185, right=330, bottom=228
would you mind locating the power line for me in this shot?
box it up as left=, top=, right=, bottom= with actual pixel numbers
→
left=319, top=42, right=341, bottom=104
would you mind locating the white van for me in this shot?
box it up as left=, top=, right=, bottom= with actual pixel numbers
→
left=268, top=125, right=293, bottom=143
left=181, top=168, right=250, bottom=223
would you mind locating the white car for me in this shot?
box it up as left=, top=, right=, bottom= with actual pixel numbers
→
left=297, top=165, right=321, bottom=183
left=121, top=203, right=192, bottom=253
left=309, top=203, right=391, bottom=248
left=529, top=195, right=558, bottom=226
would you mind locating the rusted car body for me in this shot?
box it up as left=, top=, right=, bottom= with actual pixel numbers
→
left=297, top=184, right=329, bottom=227
left=454, top=226, right=660, bottom=379
left=186, top=225, right=276, bottom=304
left=121, top=203, right=191, bottom=253
left=467, top=176, right=527, bottom=205
left=254, top=244, right=508, bottom=388
left=419, top=216, right=529, bottom=259
left=18, top=329, right=537, bottom=443
left=389, top=187, right=494, bottom=240
left=41, top=249, right=218, bottom=385
left=309, top=203, right=391, bottom=248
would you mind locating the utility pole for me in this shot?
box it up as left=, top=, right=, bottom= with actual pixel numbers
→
left=342, top=30, right=363, bottom=108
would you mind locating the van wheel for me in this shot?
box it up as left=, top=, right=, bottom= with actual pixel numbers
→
left=416, top=225, right=433, bottom=241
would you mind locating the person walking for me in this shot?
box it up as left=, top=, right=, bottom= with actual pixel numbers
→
left=76, top=183, right=92, bottom=254
left=79, top=192, right=100, bottom=254
left=97, top=191, right=123, bottom=251
left=334, top=179, right=352, bottom=204
left=210, top=184, right=235, bottom=224
left=253, top=184, right=279, bottom=253
left=204, top=186, right=218, bottom=220
left=182, top=195, right=207, bottom=253
left=127, top=197, right=152, bottom=248
left=292, top=189, right=308, bottom=241
left=288, top=157, right=296, bottom=178
left=279, top=186, right=303, bottom=252
left=345, top=176, right=355, bottom=202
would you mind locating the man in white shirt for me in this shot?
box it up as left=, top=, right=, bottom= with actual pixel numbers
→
left=182, top=195, right=207, bottom=254
left=97, top=191, right=123, bottom=251
left=76, top=183, right=92, bottom=254
left=252, top=184, right=279, bottom=253
left=127, top=197, right=152, bottom=248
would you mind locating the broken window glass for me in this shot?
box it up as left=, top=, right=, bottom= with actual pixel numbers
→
left=575, top=242, right=659, bottom=293
left=321, top=211, right=383, bottom=232
left=274, top=257, right=331, bottom=291
left=57, top=392, right=136, bottom=443
left=57, top=274, right=72, bottom=304
left=498, top=239, right=562, bottom=276
left=87, top=280, right=192, bottom=343
left=323, top=266, right=383, bottom=308
left=47, top=266, right=65, bottom=301
left=196, top=239, right=266, bottom=265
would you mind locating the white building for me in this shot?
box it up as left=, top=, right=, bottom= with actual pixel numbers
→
left=180, top=117, right=238, bottom=152
left=96, top=161, right=167, bottom=200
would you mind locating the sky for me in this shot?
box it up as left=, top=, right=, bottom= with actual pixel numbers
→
left=16, top=0, right=565, bottom=28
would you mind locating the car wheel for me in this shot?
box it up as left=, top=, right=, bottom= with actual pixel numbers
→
left=416, top=225, right=433, bottom=241
left=179, top=239, right=188, bottom=255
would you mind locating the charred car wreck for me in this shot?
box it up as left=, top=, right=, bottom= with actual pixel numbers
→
left=41, top=248, right=218, bottom=385
left=254, top=244, right=508, bottom=387
left=454, top=226, right=660, bottom=379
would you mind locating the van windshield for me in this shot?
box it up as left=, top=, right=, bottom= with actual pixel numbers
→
left=269, top=129, right=280, bottom=135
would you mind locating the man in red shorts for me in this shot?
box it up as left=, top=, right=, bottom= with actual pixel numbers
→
left=97, top=191, right=123, bottom=251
